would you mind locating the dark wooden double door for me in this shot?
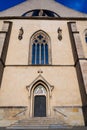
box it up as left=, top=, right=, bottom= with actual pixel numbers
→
left=34, top=95, right=46, bottom=117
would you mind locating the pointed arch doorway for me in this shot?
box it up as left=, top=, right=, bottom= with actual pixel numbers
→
left=34, top=85, right=47, bottom=117
left=26, top=75, right=54, bottom=117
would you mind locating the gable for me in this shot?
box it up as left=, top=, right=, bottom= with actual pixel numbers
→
left=0, top=0, right=87, bottom=17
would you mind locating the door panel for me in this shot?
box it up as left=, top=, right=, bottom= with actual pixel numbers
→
left=34, top=95, right=46, bottom=117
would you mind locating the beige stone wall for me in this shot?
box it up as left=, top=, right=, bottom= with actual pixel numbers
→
left=77, top=21, right=87, bottom=58
left=0, top=66, right=84, bottom=125
left=0, top=66, right=82, bottom=106
left=5, top=19, right=74, bottom=65
left=53, top=107, right=84, bottom=126
left=79, top=60, right=87, bottom=93
left=0, top=21, right=3, bottom=30
left=0, top=19, right=86, bottom=126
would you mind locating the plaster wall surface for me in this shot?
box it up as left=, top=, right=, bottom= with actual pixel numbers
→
left=5, top=19, right=74, bottom=65
left=0, top=21, right=3, bottom=30
left=79, top=60, right=87, bottom=93
left=77, top=21, right=87, bottom=58
left=0, top=0, right=86, bottom=127
left=0, top=18, right=86, bottom=127
left=0, top=66, right=82, bottom=106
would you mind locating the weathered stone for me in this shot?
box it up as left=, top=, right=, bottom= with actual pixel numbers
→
left=2, top=22, right=9, bottom=32
left=73, top=33, right=85, bottom=59
left=0, top=107, right=27, bottom=121
left=71, top=22, right=77, bottom=32
left=68, top=22, right=85, bottom=62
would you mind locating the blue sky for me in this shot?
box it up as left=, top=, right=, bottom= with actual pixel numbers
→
left=0, top=0, right=26, bottom=11
left=0, top=0, right=87, bottom=14
left=55, top=0, right=87, bottom=14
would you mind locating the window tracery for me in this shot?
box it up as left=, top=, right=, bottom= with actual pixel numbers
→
left=34, top=85, right=47, bottom=96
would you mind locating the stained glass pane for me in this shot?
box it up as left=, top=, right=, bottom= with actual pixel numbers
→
left=32, top=44, right=36, bottom=64
left=44, top=10, right=54, bottom=17
left=32, top=10, right=39, bottom=16
left=36, top=44, right=40, bottom=64
left=41, top=44, right=44, bottom=64
left=85, top=35, right=87, bottom=43
left=45, top=44, right=48, bottom=64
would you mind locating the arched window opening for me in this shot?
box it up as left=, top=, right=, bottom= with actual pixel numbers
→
left=34, top=85, right=47, bottom=96
left=85, top=32, right=87, bottom=43
left=84, top=29, right=87, bottom=43
left=22, top=9, right=60, bottom=17
left=30, top=30, right=51, bottom=65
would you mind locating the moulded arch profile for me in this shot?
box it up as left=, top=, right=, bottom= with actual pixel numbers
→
left=26, top=75, right=54, bottom=97
left=31, top=30, right=50, bottom=39
left=30, top=30, right=51, bottom=45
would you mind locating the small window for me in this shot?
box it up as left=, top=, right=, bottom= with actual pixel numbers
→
left=30, top=30, right=51, bottom=65
left=85, top=33, right=87, bottom=43
left=22, top=9, right=60, bottom=17
left=84, top=29, right=87, bottom=43
left=34, top=85, right=47, bottom=96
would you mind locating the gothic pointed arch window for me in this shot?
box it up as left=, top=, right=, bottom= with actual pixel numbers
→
left=29, top=30, right=51, bottom=65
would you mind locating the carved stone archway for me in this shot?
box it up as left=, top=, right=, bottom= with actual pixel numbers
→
left=26, top=74, right=54, bottom=117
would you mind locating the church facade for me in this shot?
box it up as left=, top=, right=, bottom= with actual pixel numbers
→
left=0, top=0, right=87, bottom=128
